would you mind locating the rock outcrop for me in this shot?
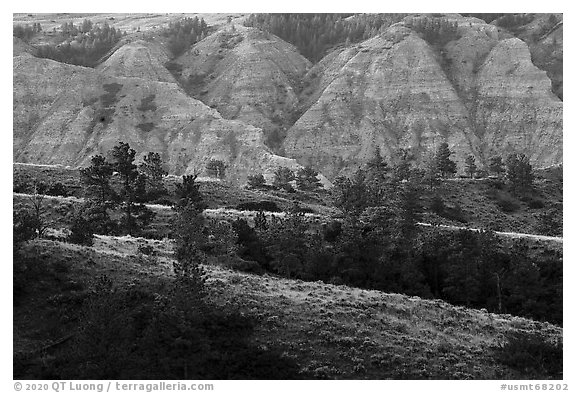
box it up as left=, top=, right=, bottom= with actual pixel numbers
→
left=13, top=54, right=319, bottom=185
left=284, top=15, right=562, bottom=179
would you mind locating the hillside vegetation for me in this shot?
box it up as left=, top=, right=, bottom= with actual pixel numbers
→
left=14, top=237, right=562, bottom=379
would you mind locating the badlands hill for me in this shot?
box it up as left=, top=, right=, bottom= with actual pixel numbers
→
left=172, top=25, right=311, bottom=151
left=284, top=14, right=562, bottom=179
left=13, top=39, right=312, bottom=184
left=13, top=13, right=562, bottom=182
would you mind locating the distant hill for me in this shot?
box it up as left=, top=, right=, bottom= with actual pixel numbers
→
left=13, top=13, right=562, bottom=183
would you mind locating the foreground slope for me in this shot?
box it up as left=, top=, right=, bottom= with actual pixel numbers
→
left=14, top=238, right=562, bottom=379
left=284, top=15, right=562, bottom=179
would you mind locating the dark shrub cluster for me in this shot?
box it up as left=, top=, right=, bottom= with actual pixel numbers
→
left=496, top=332, right=562, bottom=378
left=236, top=201, right=282, bottom=212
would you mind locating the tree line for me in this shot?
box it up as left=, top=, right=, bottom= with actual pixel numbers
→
left=243, top=13, right=408, bottom=63
left=12, top=141, right=561, bottom=325
left=230, top=147, right=562, bottom=324
left=30, top=19, right=125, bottom=67
left=162, top=16, right=209, bottom=58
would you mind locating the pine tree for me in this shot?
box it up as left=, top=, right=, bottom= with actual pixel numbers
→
left=205, top=159, right=227, bottom=180
left=139, top=152, right=168, bottom=199
left=175, top=174, right=206, bottom=209
left=247, top=173, right=266, bottom=189
left=465, top=155, right=477, bottom=178
left=80, top=155, right=116, bottom=205
left=435, top=142, right=457, bottom=178
left=172, top=202, right=207, bottom=303
left=489, top=156, right=505, bottom=178
left=111, top=142, right=155, bottom=235
left=296, top=166, right=322, bottom=192
left=332, top=170, right=369, bottom=215
left=273, top=167, right=295, bottom=191
left=506, top=153, right=534, bottom=195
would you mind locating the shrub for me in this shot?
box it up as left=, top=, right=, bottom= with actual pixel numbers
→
left=493, top=191, right=520, bottom=213
left=441, top=203, right=468, bottom=223
left=137, top=244, right=155, bottom=256
left=527, top=198, right=545, bottom=209
left=272, top=167, right=295, bottom=191
left=430, top=195, right=445, bottom=214
left=236, top=201, right=282, bottom=212
left=13, top=205, right=39, bottom=244
left=247, top=173, right=266, bottom=189
left=68, top=214, right=94, bottom=246
left=46, top=182, right=70, bottom=197
left=496, top=332, right=562, bottom=378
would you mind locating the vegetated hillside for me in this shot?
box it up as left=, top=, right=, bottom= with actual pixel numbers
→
left=242, top=13, right=409, bottom=63
left=12, top=163, right=562, bottom=237
left=420, top=170, right=563, bottom=236
left=12, top=53, right=316, bottom=184
left=171, top=24, right=311, bottom=153
left=284, top=14, right=562, bottom=180
left=14, top=237, right=562, bottom=379
left=12, top=13, right=240, bottom=41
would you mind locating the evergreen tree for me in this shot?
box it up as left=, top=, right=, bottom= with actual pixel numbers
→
left=172, top=202, right=208, bottom=303
left=111, top=142, right=155, bottom=235
left=465, top=155, right=477, bottom=178
left=273, top=167, right=295, bottom=191
left=489, top=156, right=505, bottom=178
left=422, top=151, right=440, bottom=191
left=139, top=152, right=168, bottom=199
left=205, top=159, right=227, bottom=180
left=332, top=170, right=369, bottom=215
left=175, top=174, right=206, bottom=209
left=80, top=155, right=116, bottom=205
left=13, top=204, right=40, bottom=244
left=247, top=173, right=266, bottom=189
left=296, top=166, right=322, bottom=192
left=435, top=142, right=457, bottom=178
left=506, top=153, right=534, bottom=195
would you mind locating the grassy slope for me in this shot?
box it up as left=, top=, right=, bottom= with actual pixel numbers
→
left=14, top=236, right=562, bottom=380
left=421, top=171, right=563, bottom=236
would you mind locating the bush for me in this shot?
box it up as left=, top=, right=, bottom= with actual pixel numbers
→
left=527, top=199, right=545, bottom=209
left=430, top=195, right=445, bottom=214
left=496, top=332, right=562, bottom=378
left=236, top=201, right=282, bottom=212
left=493, top=192, right=520, bottom=213
left=137, top=244, right=155, bottom=256
left=68, top=215, right=94, bottom=246
left=441, top=203, right=468, bottom=223
left=247, top=174, right=266, bottom=189
left=46, top=182, right=70, bottom=197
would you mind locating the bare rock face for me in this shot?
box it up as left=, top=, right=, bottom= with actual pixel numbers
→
left=284, top=15, right=562, bottom=180
left=13, top=54, right=317, bottom=185
left=473, top=38, right=562, bottom=166
left=173, top=25, right=311, bottom=150
left=97, top=39, right=176, bottom=83
left=495, top=13, right=563, bottom=100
